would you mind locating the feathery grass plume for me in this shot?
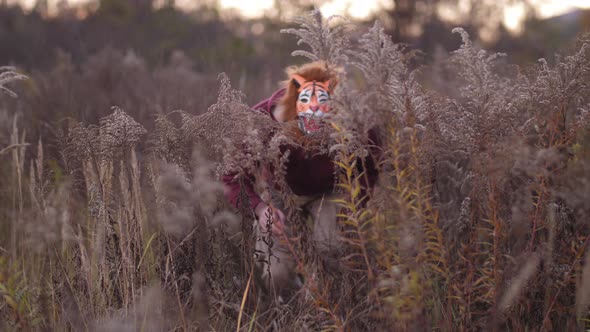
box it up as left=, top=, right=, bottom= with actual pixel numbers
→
left=558, top=126, right=590, bottom=217
left=180, top=73, right=283, bottom=175
left=151, top=161, right=198, bottom=308
left=0, top=67, right=27, bottom=98
left=455, top=196, right=472, bottom=233
left=448, top=28, right=520, bottom=151
left=92, top=284, right=176, bottom=332
left=155, top=73, right=299, bottom=323
left=58, top=118, right=97, bottom=168
left=189, top=149, right=226, bottom=218
left=98, top=106, right=147, bottom=163
left=502, top=40, right=590, bottom=326
left=280, top=8, right=350, bottom=67
left=97, top=107, right=147, bottom=310
left=329, top=80, right=376, bottom=139
left=154, top=149, right=227, bottom=320
left=345, top=24, right=447, bottom=325
left=7, top=115, right=27, bottom=261
left=346, top=21, right=430, bottom=132
left=349, top=21, right=402, bottom=92
left=180, top=73, right=304, bottom=230
left=210, top=210, right=240, bottom=235
left=51, top=107, right=150, bottom=313
left=498, top=254, right=540, bottom=313
left=23, top=180, right=75, bottom=253
left=154, top=163, right=197, bottom=236
left=520, top=38, right=590, bottom=148
left=151, top=113, right=191, bottom=174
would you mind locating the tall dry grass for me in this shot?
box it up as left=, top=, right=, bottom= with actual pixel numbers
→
left=1, top=10, right=590, bottom=331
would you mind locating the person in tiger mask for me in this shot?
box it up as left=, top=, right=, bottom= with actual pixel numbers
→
left=222, top=60, right=379, bottom=296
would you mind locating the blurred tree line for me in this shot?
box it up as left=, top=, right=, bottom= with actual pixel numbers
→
left=2, top=0, right=588, bottom=70
left=0, top=0, right=303, bottom=128
left=2, top=0, right=588, bottom=78
left=0, top=0, right=588, bottom=127
left=0, top=0, right=297, bottom=74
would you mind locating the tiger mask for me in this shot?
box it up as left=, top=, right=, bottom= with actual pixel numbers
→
left=273, top=61, right=339, bottom=135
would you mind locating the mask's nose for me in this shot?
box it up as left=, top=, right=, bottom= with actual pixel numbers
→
left=310, top=105, right=320, bottom=112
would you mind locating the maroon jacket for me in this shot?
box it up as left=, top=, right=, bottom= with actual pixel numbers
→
left=222, top=88, right=380, bottom=211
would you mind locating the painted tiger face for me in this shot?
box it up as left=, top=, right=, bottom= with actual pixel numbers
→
left=292, top=74, right=331, bottom=134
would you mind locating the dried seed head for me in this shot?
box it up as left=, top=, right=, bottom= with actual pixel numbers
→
left=99, top=106, right=147, bottom=161
left=0, top=66, right=27, bottom=98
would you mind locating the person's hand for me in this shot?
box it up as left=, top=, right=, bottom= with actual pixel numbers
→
left=255, top=203, right=286, bottom=236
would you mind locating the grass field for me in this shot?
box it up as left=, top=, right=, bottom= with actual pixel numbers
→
left=1, top=10, right=590, bottom=331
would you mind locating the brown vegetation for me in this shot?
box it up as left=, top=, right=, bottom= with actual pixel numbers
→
left=1, top=9, right=590, bottom=331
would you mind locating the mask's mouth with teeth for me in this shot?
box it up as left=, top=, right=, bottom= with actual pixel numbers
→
left=298, top=112, right=326, bottom=135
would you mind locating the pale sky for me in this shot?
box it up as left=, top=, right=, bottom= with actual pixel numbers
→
left=12, top=0, right=590, bottom=33
left=503, top=0, right=590, bottom=32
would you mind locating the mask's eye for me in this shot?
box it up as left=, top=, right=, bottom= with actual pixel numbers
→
left=298, top=90, right=311, bottom=103
left=317, top=90, right=329, bottom=104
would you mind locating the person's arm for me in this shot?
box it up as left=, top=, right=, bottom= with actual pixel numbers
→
left=223, top=88, right=288, bottom=231
left=222, top=173, right=286, bottom=235
left=222, top=173, right=263, bottom=212
left=254, top=202, right=286, bottom=235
